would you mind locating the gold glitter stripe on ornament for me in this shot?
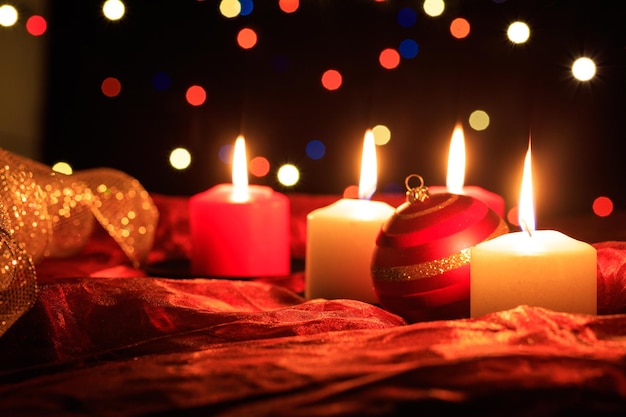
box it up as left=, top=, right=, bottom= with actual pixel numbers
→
left=372, top=218, right=509, bottom=282
left=372, top=248, right=471, bottom=282
left=395, top=194, right=459, bottom=220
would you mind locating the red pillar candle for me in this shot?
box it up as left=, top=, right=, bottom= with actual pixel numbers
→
left=189, top=136, right=290, bottom=277
left=431, top=124, right=506, bottom=217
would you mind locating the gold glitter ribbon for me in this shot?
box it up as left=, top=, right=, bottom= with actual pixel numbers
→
left=0, top=148, right=159, bottom=336
left=0, top=201, right=37, bottom=338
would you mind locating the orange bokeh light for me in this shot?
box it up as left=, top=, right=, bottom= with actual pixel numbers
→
left=237, top=27, right=257, bottom=49
left=507, top=206, right=519, bottom=227
left=321, top=69, right=342, bottom=91
left=379, top=48, right=400, bottom=69
left=279, top=0, right=299, bottom=13
left=249, top=156, right=270, bottom=177
left=186, top=85, right=206, bottom=106
left=450, top=18, right=470, bottom=39
left=342, top=185, right=359, bottom=199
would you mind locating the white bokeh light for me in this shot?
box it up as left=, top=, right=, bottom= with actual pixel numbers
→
left=0, top=4, right=18, bottom=27
left=572, top=57, right=596, bottom=81
left=507, top=21, right=530, bottom=44
left=169, top=147, right=191, bottom=170
left=423, top=0, right=445, bottom=17
left=277, top=164, right=300, bottom=187
left=103, top=0, right=125, bottom=21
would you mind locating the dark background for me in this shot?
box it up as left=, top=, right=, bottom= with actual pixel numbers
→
left=41, top=0, right=625, bottom=219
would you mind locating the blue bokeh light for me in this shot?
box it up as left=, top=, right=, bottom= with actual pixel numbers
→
left=219, top=144, right=233, bottom=164
left=399, top=39, right=419, bottom=59
left=239, top=0, right=254, bottom=16
left=306, top=140, right=326, bottom=160
left=397, top=7, right=417, bottom=28
left=152, top=71, right=172, bottom=91
left=383, top=182, right=403, bottom=194
left=271, top=54, right=289, bottom=74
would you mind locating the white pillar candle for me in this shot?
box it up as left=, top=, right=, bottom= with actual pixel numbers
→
left=470, top=141, right=597, bottom=317
left=470, top=230, right=597, bottom=317
left=305, top=130, right=395, bottom=303
left=306, top=198, right=395, bottom=303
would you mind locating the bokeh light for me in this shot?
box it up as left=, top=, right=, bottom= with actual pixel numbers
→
left=306, top=140, right=326, bottom=160
left=237, top=27, right=257, bottom=49
left=219, top=144, right=233, bottom=164
left=450, top=18, right=470, bottom=39
left=271, top=54, right=289, bottom=74
left=343, top=185, right=359, bottom=199
left=52, top=162, right=73, bottom=175
left=186, top=85, right=206, bottom=106
left=249, top=156, right=270, bottom=177
left=103, top=0, right=125, bottom=21
left=379, top=48, right=400, bottom=69
left=468, top=110, right=490, bottom=131
left=592, top=196, right=613, bottom=217
left=239, top=0, right=254, bottom=16
left=397, top=7, right=417, bottom=28
left=507, top=206, right=519, bottom=227
left=277, top=164, right=299, bottom=186
left=169, top=148, right=192, bottom=170
left=279, top=0, right=299, bottom=13
left=507, top=21, right=530, bottom=44
left=26, top=15, right=47, bottom=36
left=372, top=125, right=391, bottom=145
left=219, top=0, right=241, bottom=18
left=572, top=57, right=596, bottom=81
left=383, top=182, right=403, bottom=194
left=101, top=77, right=122, bottom=97
left=321, top=69, right=342, bottom=91
left=152, top=71, right=172, bottom=91
left=423, top=0, right=445, bottom=17
left=399, top=39, right=419, bottom=59
left=0, top=4, right=18, bottom=27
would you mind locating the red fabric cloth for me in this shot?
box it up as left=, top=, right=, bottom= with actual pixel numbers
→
left=1, top=193, right=626, bottom=416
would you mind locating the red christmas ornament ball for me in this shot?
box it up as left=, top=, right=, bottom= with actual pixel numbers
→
left=371, top=186, right=509, bottom=323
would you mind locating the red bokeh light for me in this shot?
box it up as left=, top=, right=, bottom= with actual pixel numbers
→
left=592, top=196, right=613, bottom=217
left=26, top=15, right=47, bottom=36
left=101, top=77, right=121, bottom=97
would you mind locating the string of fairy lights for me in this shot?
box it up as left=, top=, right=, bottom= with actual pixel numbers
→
left=0, top=1, right=610, bottom=219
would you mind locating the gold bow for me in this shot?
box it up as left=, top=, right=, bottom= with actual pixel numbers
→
left=0, top=148, right=159, bottom=337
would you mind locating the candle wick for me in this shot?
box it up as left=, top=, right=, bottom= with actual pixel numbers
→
left=521, top=220, right=533, bottom=237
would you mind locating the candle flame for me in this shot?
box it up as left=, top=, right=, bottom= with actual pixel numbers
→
left=231, top=135, right=250, bottom=202
left=358, top=130, right=377, bottom=200
left=446, top=124, right=466, bottom=194
left=518, top=141, right=535, bottom=233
